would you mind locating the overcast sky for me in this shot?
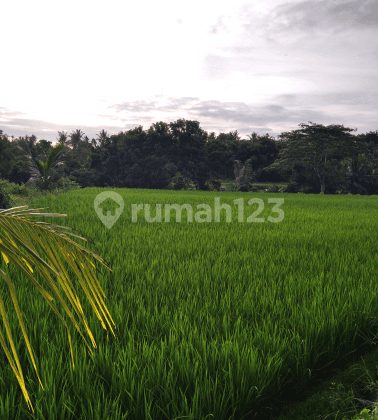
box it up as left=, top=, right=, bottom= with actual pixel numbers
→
left=1, top=0, right=377, bottom=145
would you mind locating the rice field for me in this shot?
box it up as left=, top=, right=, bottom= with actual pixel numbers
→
left=1, top=187, right=378, bottom=420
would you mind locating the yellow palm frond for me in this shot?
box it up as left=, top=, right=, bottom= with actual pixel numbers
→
left=0, top=205, right=116, bottom=413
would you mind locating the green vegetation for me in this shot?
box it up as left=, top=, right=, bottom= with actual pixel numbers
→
left=2, top=186, right=378, bottom=419
left=2, top=121, right=378, bottom=196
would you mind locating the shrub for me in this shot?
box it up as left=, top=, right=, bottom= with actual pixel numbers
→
left=168, top=172, right=186, bottom=190
left=210, top=179, right=221, bottom=191
left=285, top=181, right=301, bottom=193
left=0, top=179, right=14, bottom=209
left=56, top=177, right=81, bottom=193
left=237, top=184, right=249, bottom=192
left=267, top=184, right=280, bottom=193
left=0, top=178, right=28, bottom=195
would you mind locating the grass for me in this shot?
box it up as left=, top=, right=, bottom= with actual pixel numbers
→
left=1, top=186, right=378, bottom=419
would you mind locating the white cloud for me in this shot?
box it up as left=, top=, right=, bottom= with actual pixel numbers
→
left=1, top=0, right=377, bottom=143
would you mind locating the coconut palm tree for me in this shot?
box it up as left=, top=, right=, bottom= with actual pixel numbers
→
left=17, top=140, right=66, bottom=191
left=0, top=205, right=117, bottom=413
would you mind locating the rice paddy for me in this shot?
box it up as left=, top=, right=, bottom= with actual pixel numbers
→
left=1, top=187, right=378, bottom=419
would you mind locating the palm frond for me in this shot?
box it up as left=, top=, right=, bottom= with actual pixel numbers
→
left=0, top=205, right=116, bottom=413
left=45, top=143, right=64, bottom=171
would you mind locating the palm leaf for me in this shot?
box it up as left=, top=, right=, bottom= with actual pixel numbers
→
left=45, top=143, right=64, bottom=172
left=0, top=205, right=116, bottom=413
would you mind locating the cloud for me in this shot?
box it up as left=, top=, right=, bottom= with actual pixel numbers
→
left=1, top=92, right=375, bottom=144
left=265, top=0, right=378, bottom=35
left=0, top=0, right=377, bottom=145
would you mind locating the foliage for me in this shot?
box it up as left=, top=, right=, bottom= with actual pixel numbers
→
left=55, top=177, right=81, bottom=193
left=0, top=131, right=32, bottom=185
left=16, top=139, right=66, bottom=192
left=267, top=183, right=280, bottom=193
left=249, top=185, right=260, bottom=192
left=205, top=138, right=236, bottom=180
left=0, top=204, right=116, bottom=414
left=284, top=180, right=301, bottom=193
left=210, top=178, right=221, bottom=191
left=2, top=123, right=378, bottom=197
left=0, top=179, right=14, bottom=209
left=237, top=184, right=250, bottom=192
left=168, top=171, right=187, bottom=190
left=265, top=122, right=363, bottom=194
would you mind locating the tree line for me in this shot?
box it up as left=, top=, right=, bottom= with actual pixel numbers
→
left=1, top=119, right=378, bottom=195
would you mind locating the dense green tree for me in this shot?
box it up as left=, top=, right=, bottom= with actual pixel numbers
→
left=0, top=131, right=31, bottom=184
left=146, top=121, right=178, bottom=163
left=2, top=121, right=377, bottom=194
left=92, top=129, right=109, bottom=148
left=204, top=138, right=235, bottom=180
left=68, top=129, right=84, bottom=151
left=96, top=133, right=126, bottom=187
left=207, top=132, right=217, bottom=142
left=169, top=119, right=209, bottom=187
left=265, top=122, right=362, bottom=194
left=55, top=130, right=99, bottom=187
left=246, top=131, right=260, bottom=142
left=7, top=163, right=31, bottom=185
left=0, top=131, right=16, bottom=180
left=343, top=130, right=378, bottom=194
left=216, top=130, right=241, bottom=142
left=34, top=139, right=53, bottom=157
left=69, top=130, right=92, bottom=166
left=57, top=131, right=69, bottom=146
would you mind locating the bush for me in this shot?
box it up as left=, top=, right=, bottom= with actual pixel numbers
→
left=168, top=172, right=187, bottom=190
left=0, top=179, right=14, bottom=209
left=285, top=181, right=301, bottom=193
left=210, top=179, right=221, bottom=191
left=249, top=185, right=259, bottom=192
left=237, top=184, right=249, bottom=192
left=298, top=184, right=312, bottom=194
left=0, top=178, right=29, bottom=196
left=55, top=177, right=81, bottom=193
left=0, top=189, right=12, bottom=209
left=267, top=184, right=280, bottom=193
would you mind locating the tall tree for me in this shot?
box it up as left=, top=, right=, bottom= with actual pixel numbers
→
left=169, top=119, right=209, bottom=188
left=343, top=130, right=378, bottom=194
left=0, top=132, right=32, bottom=184
left=67, top=130, right=92, bottom=166
left=69, top=129, right=85, bottom=151
left=216, top=130, right=241, bottom=142
left=34, top=139, right=53, bottom=158
left=57, top=131, right=69, bottom=147
left=204, top=138, right=236, bottom=180
left=13, top=134, right=39, bottom=161
left=16, top=140, right=66, bottom=190
left=0, top=206, right=117, bottom=413
left=246, top=131, right=259, bottom=142
left=95, top=129, right=109, bottom=148
left=0, top=131, right=17, bottom=180
left=265, top=122, right=360, bottom=194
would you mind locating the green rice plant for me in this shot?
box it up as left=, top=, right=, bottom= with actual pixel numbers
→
left=1, top=188, right=378, bottom=419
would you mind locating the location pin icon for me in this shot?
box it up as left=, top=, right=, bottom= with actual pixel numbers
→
left=94, top=192, right=124, bottom=229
